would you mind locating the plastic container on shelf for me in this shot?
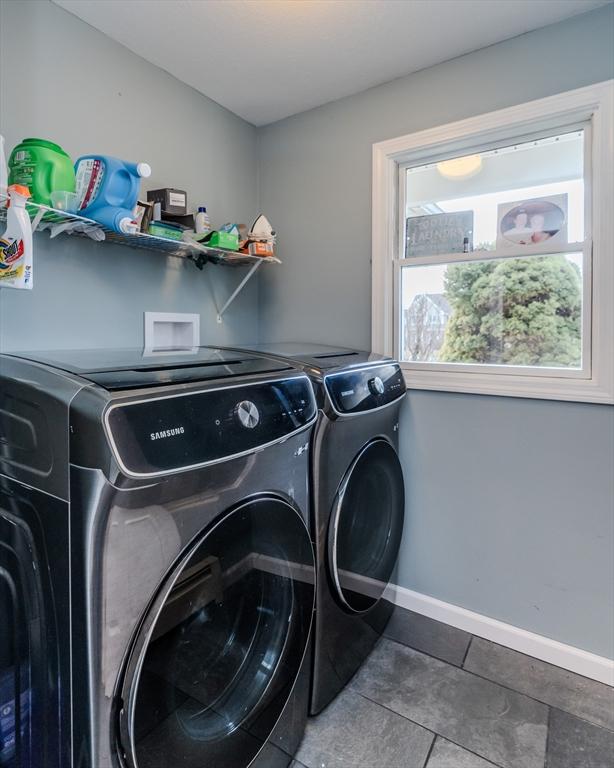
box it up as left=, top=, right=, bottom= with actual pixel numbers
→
left=50, top=190, right=80, bottom=213
left=8, top=138, right=76, bottom=206
left=74, top=154, right=151, bottom=233
left=195, top=206, right=211, bottom=234
left=148, top=220, right=184, bottom=240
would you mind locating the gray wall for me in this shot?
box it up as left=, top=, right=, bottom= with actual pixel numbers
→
left=258, top=5, right=614, bottom=659
left=0, top=0, right=259, bottom=351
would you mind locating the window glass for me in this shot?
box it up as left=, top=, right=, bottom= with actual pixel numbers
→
left=401, top=253, right=583, bottom=368
left=405, top=130, right=584, bottom=257
left=401, top=128, right=587, bottom=373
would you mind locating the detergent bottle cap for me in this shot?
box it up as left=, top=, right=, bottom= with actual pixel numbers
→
left=137, top=162, right=152, bottom=178
left=119, top=216, right=139, bottom=234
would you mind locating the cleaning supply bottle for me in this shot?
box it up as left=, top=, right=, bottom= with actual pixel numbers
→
left=8, top=138, right=75, bottom=206
left=0, top=185, right=33, bottom=290
left=195, top=206, right=211, bottom=234
left=74, top=154, right=151, bottom=233
left=0, top=135, right=7, bottom=198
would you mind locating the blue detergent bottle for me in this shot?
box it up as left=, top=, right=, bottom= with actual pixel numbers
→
left=74, top=154, right=151, bottom=233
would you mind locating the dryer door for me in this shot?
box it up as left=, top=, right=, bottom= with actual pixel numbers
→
left=117, top=497, right=315, bottom=768
left=329, top=439, right=405, bottom=613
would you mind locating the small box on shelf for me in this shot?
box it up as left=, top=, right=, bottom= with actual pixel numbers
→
left=146, top=188, right=187, bottom=216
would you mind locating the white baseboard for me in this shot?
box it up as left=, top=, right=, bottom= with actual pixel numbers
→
left=386, top=583, right=614, bottom=687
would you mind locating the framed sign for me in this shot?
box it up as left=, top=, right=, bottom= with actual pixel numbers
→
left=406, top=210, right=474, bottom=257
left=497, top=194, right=568, bottom=248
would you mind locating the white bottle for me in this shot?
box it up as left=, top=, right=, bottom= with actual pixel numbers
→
left=0, top=184, right=34, bottom=290
left=195, top=206, right=211, bottom=235
left=0, top=135, right=7, bottom=198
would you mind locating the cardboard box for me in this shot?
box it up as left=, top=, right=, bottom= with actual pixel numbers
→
left=248, top=241, right=275, bottom=257
left=147, top=188, right=187, bottom=216
left=207, top=231, right=239, bottom=250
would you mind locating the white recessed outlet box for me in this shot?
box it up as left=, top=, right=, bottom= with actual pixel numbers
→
left=144, top=312, right=200, bottom=354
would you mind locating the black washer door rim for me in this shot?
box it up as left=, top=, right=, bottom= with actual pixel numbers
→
left=329, top=439, right=404, bottom=614
left=117, top=496, right=315, bottom=768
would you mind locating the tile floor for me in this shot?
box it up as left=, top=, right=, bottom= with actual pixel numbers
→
left=293, top=607, right=614, bottom=768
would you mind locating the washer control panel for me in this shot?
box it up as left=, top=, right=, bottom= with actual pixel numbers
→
left=105, top=376, right=316, bottom=476
left=325, top=364, right=405, bottom=415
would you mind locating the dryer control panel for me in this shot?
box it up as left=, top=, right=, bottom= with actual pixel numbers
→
left=325, top=364, right=405, bottom=415
left=105, top=376, right=317, bottom=477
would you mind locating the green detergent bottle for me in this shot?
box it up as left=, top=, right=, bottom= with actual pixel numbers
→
left=8, top=138, right=75, bottom=206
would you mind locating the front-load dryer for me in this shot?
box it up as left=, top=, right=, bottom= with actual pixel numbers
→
left=214, top=343, right=406, bottom=714
left=0, top=346, right=318, bottom=768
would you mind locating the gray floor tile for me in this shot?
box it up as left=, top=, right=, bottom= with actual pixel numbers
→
left=349, top=638, right=548, bottom=768
left=547, top=708, right=614, bottom=768
left=384, top=607, right=472, bottom=666
left=464, top=637, right=614, bottom=731
left=426, top=737, right=499, bottom=768
left=295, top=687, right=434, bottom=768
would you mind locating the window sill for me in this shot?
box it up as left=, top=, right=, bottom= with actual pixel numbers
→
left=401, top=366, right=614, bottom=404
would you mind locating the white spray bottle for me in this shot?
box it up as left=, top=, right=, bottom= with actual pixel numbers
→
left=0, top=135, right=7, bottom=198
left=0, top=184, right=34, bottom=290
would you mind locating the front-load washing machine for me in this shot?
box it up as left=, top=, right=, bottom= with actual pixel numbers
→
left=0, top=346, right=318, bottom=768
left=215, top=343, right=406, bottom=714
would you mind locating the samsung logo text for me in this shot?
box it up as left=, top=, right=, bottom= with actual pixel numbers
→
left=150, top=427, right=185, bottom=441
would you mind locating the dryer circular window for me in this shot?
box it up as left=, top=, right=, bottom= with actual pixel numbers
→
left=329, top=439, right=405, bottom=613
left=117, top=496, right=315, bottom=768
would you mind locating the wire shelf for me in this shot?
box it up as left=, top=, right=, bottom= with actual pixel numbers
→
left=0, top=195, right=280, bottom=269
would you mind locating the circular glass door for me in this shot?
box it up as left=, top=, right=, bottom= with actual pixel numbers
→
left=118, top=497, right=315, bottom=768
left=329, top=439, right=405, bottom=613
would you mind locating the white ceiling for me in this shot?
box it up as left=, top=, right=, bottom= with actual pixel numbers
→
left=54, top=0, right=610, bottom=126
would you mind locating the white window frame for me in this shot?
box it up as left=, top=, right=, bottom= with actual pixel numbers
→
left=372, top=81, right=614, bottom=404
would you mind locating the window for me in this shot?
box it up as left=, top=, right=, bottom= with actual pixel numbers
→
left=372, top=82, right=614, bottom=403
left=401, top=129, right=587, bottom=374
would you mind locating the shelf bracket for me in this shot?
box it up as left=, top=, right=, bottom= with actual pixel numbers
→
left=216, top=260, right=262, bottom=323
left=31, top=208, right=46, bottom=233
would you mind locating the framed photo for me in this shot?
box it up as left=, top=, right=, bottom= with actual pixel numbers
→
left=406, top=210, right=473, bottom=257
left=497, top=194, right=568, bottom=248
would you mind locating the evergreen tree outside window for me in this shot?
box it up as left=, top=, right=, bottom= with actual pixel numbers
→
left=440, top=256, right=582, bottom=368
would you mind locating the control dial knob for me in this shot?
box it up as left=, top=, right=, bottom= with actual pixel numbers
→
left=236, top=400, right=260, bottom=429
left=369, top=376, right=385, bottom=396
